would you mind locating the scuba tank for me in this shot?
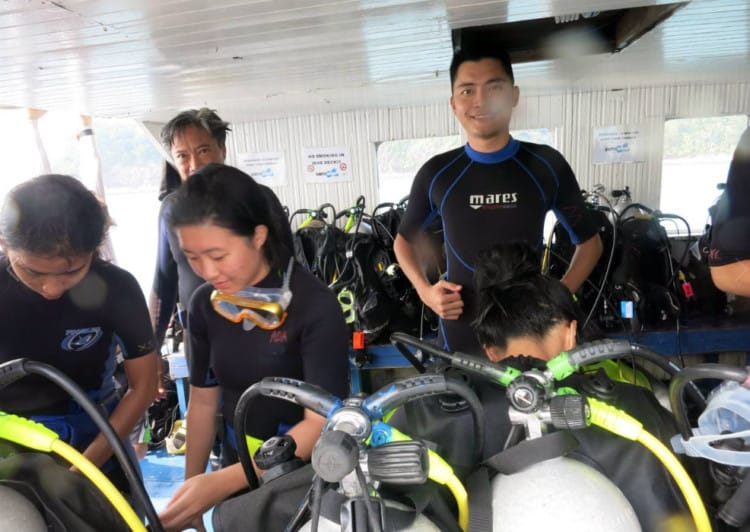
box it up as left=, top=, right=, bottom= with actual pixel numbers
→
left=491, top=457, right=640, bottom=532
left=0, top=485, right=47, bottom=532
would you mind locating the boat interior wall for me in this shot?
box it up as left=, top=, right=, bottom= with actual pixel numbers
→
left=223, top=81, right=750, bottom=215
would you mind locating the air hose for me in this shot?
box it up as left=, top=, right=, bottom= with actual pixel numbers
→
left=234, top=377, right=343, bottom=487
left=588, top=398, right=711, bottom=532
left=0, top=412, right=146, bottom=532
left=369, top=422, right=469, bottom=532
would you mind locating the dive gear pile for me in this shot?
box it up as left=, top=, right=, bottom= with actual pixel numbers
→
left=291, top=196, right=434, bottom=344
left=545, top=185, right=728, bottom=335
left=218, top=334, right=750, bottom=532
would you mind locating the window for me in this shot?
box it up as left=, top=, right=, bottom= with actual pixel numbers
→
left=512, top=127, right=556, bottom=147
left=660, top=115, right=749, bottom=236
left=376, top=128, right=556, bottom=203
left=0, top=109, right=164, bottom=296
left=377, top=135, right=461, bottom=203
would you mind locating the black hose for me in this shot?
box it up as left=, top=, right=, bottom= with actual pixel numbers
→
left=629, top=344, right=705, bottom=408
left=309, top=475, right=324, bottom=532
left=446, top=377, right=485, bottom=464
left=669, top=364, right=749, bottom=441
left=233, top=384, right=262, bottom=490
left=23, top=361, right=164, bottom=532
left=719, top=468, right=750, bottom=527
left=582, top=195, right=619, bottom=331
left=355, top=464, right=383, bottom=532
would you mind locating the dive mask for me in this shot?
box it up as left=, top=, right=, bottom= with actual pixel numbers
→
left=211, top=258, right=294, bottom=331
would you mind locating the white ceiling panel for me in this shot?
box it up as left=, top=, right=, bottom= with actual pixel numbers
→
left=0, top=0, right=748, bottom=122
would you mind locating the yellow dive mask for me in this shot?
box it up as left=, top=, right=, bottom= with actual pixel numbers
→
left=210, top=258, right=294, bottom=331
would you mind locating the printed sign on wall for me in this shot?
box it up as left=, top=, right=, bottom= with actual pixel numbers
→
left=237, top=152, right=287, bottom=186
left=302, top=146, right=352, bottom=183
left=592, top=126, right=646, bottom=163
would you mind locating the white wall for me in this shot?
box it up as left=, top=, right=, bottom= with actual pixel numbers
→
left=224, top=81, right=750, bottom=218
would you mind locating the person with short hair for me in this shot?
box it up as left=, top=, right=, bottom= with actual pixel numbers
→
left=394, top=45, right=602, bottom=355
left=471, top=243, right=689, bottom=531
left=158, top=164, right=349, bottom=532
left=393, top=242, right=689, bottom=531
left=150, top=108, right=293, bottom=349
left=709, top=127, right=750, bottom=296
left=0, top=174, right=158, bottom=489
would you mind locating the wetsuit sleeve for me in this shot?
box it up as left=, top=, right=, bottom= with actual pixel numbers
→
left=710, top=128, right=750, bottom=265
left=151, top=197, right=179, bottom=347
left=186, top=285, right=218, bottom=388
left=298, top=284, right=350, bottom=399
left=398, top=163, right=438, bottom=241
left=110, top=268, right=157, bottom=359
left=549, top=151, right=598, bottom=245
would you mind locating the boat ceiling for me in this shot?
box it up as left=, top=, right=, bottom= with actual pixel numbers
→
left=1, top=0, right=749, bottom=122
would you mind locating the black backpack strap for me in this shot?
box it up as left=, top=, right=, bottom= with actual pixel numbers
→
left=464, top=431, right=581, bottom=532
left=319, top=487, right=420, bottom=530
left=466, top=467, right=493, bottom=532
left=481, top=430, right=581, bottom=475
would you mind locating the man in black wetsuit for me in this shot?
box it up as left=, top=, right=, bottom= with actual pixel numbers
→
left=149, top=108, right=293, bottom=351
left=710, top=126, right=750, bottom=297
left=394, top=46, right=603, bottom=355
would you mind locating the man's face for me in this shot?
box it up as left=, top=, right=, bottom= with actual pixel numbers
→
left=450, top=58, right=519, bottom=145
left=170, top=125, right=226, bottom=180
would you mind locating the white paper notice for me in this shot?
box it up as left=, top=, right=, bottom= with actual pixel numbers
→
left=302, top=146, right=352, bottom=183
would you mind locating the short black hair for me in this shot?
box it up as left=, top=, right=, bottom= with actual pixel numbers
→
left=168, top=163, right=287, bottom=270
left=160, top=108, right=231, bottom=150
left=472, top=242, right=580, bottom=350
left=449, top=46, right=515, bottom=88
left=0, top=174, right=107, bottom=256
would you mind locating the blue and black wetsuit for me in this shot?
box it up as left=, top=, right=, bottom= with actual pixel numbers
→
left=0, top=256, right=156, bottom=488
left=398, top=139, right=598, bottom=354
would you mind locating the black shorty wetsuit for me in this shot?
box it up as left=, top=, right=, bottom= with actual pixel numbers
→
left=710, top=127, right=750, bottom=265
left=152, top=184, right=294, bottom=347
left=0, top=256, right=155, bottom=489
left=0, top=256, right=155, bottom=415
left=398, top=140, right=598, bottom=354
left=188, top=263, right=349, bottom=456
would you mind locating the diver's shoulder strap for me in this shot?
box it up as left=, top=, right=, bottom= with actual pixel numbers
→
left=466, top=467, right=493, bottom=532
left=319, top=489, right=417, bottom=529
left=482, top=430, right=580, bottom=475
left=466, top=431, right=581, bottom=532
